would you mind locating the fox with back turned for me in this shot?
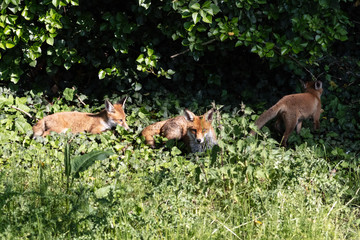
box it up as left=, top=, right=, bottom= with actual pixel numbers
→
left=250, top=81, right=323, bottom=147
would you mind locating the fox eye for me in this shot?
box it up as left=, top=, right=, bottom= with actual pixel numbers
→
left=191, top=129, right=197, bottom=134
left=119, top=119, right=123, bottom=123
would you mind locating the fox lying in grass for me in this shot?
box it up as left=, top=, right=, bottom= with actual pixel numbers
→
left=250, top=81, right=323, bottom=147
left=142, top=109, right=217, bottom=153
left=33, top=98, right=129, bottom=137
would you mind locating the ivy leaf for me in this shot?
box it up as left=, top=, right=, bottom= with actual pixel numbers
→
left=63, top=87, right=75, bottom=101
left=46, top=37, right=54, bottom=46
left=98, top=69, right=106, bottom=79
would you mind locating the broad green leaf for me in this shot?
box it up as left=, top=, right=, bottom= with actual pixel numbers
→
left=210, top=4, right=220, bottom=15
left=11, top=0, right=21, bottom=5
left=64, top=62, right=71, bottom=70
left=98, top=69, right=106, bottom=79
left=192, top=12, right=200, bottom=24
left=95, top=185, right=113, bottom=199
left=265, top=42, right=275, bottom=50
left=189, top=2, right=200, bottom=10
left=200, top=10, right=212, bottom=23
left=63, top=87, right=75, bottom=101
left=46, top=37, right=54, bottom=45
left=15, top=120, right=32, bottom=133
left=70, top=150, right=114, bottom=177
left=171, top=147, right=182, bottom=156
left=147, top=48, right=154, bottom=56
left=134, top=82, right=142, bottom=91
left=280, top=46, right=289, bottom=55
left=52, top=0, right=60, bottom=7
left=136, top=54, right=144, bottom=63
left=10, top=72, right=20, bottom=83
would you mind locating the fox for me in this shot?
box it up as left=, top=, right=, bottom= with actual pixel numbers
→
left=250, top=81, right=323, bottom=147
left=141, top=109, right=218, bottom=153
left=32, top=98, right=129, bottom=137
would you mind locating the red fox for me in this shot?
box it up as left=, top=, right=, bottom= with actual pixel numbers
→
left=250, top=81, right=323, bottom=147
left=33, top=98, right=129, bottom=137
left=141, top=109, right=217, bottom=152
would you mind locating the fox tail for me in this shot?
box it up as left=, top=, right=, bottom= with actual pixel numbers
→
left=250, top=104, right=282, bottom=135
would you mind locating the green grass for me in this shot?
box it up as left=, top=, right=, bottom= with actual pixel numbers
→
left=1, top=95, right=360, bottom=239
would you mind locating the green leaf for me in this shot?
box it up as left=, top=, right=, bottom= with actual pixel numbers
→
left=95, top=185, right=113, bottom=199
left=192, top=12, right=200, bottom=24
left=46, top=37, right=54, bottom=45
left=189, top=2, right=200, bottom=10
left=10, top=72, right=20, bottom=83
left=265, top=42, right=275, bottom=50
left=200, top=9, right=212, bottom=23
left=210, top=4, right=220, bottom=15
left=63, top=87, right=75, bottom=101
left=136, top=54, right=144, bottom=63
left=5, top=40, right=16, bottom=49
left=98, top=69, right=106, bottom=79
left=171, top=147, right=182, bottom=156
left=280, top=46, right=289, bottom=55
left=220, top=33, right=227, bottom=41
left=15, top=119, right=32, bottom=133
left=70, top=150, right=114, bottom=177
left=184, top=22, right=194, bottom=31
left=64, top=62, right=71, bottom=70
left=134, top=82, right=142, bottom=91
left=147, top=48, right=154, bottom=56
left=11, top=0, right=20, bottom=5
left=52, top=0, right=60, bottom=7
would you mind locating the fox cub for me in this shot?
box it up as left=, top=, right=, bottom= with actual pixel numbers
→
left=142, top=109, right=217, bottom=152
left=33, top=98, right=129, bottom=137
left=250, top=81, right=323, bottom=147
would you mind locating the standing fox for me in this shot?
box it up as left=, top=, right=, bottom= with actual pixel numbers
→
left=250, top=81, right=323, bottom=147
left=33, top=98, right=129, bottom=137
left=141, top=109, right=217, bottom=152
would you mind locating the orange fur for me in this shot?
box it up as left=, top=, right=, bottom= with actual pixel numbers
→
left=250, top=81, right=323, bottom=147
left=33, top=98, right=129, bottom=137
left=141, top=109, right=217, bottom=152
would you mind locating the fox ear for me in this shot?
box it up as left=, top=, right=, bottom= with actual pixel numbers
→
left=184, top=109, right=195, bottom=122
left=204, top=109, right=214, bottom=122
left=315, top=81, right=322, bottom=90
left=105, top=100, right=115, bottom=113
left=118, top=96, right=127, bottom=109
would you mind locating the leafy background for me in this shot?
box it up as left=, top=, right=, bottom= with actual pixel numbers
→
left=1, top=0, right=360, bottom=238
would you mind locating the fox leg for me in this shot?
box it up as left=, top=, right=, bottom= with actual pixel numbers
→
left=144, top=136, right=156, bottom=148
left=313, top=113, right=321, bottom=130
left=296, top=121, right=303, bottom=134
left=161, top=128, right=182, bottom=141
left=274, top=117, right=283, bottom=133
left=281, top=115, right=297, bottom=147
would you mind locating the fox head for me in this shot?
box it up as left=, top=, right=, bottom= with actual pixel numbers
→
left=105, top=97, right=129, bottom=131
left=302, top=80, right=323, bottom=97
left=184, top=108, right=215, bottom=144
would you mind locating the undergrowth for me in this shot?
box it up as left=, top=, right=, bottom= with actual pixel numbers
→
left=0, top=90, right=360, bottom=239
